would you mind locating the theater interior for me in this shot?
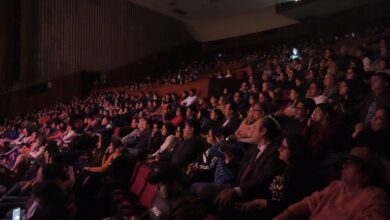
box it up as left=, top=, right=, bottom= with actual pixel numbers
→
left=0, top=0, right=390, bottom=219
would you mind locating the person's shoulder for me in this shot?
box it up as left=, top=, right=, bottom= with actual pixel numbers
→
left=321, top=180, right=346, bottom=192
left=170, top=194, right=202, bottom=220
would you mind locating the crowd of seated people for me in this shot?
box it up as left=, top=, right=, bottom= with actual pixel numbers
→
left=0, top=20, right=390, bottom=220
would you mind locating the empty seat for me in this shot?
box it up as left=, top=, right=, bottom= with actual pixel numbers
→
left=138, top=183, right=156, bottom=208
left=130, top=164, right=151, bottom=196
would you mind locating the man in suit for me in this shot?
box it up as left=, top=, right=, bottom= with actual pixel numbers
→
left=221, top=103, right=242, bottom=135
left=171, top=119, right=206, bottom=168
left=214, top=116, right=281, bottom=209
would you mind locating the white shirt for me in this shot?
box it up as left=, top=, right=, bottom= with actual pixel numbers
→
left=181, top=95, right=198, bottom=107
left=313, top=95, right=328, bottom=104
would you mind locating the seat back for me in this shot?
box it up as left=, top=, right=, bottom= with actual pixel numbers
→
left=203, top=215, right=219, bottom=220
left=129, top=161, right=142, bottom=187
left=113, top=127, right=121, bottom=137
left=130, top=164, right=151, bottom=196
left=138, top=183, right=157, bottom=208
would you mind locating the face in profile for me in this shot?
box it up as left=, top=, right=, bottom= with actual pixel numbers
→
left=371, top=109, right=387, bottom=131
left=278, top=138, right=291, bottom=163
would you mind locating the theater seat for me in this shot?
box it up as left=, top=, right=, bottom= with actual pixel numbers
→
left=128, top=161, right=141, bottom=184
left=113, top=127, right=121, bottom=137
left=138, top=183, right=156, bottom=208
left=130, top=164, right=151, bottom=196
left=203, top=214, right=219, bottom=220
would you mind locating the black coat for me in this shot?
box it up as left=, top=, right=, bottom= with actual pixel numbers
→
left=171, top=135, right=207, bottom=168
left=237, top=142, right=279, bottom=200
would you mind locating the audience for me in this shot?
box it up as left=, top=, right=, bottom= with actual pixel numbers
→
left=275, top=147, right=390, bottom=220
left=0, top=18, right=390, bottom=220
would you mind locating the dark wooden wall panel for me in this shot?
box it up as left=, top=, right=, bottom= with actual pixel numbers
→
left=0, top=72, right=82, bottom=119
left=26, top=0, right=192, bottom=83
left=0, top=0, right=18, bottom=90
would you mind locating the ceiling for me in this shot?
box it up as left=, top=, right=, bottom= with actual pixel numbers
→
left=128, top=0, right=282, bottom=20
left=128, top=0, right=382, bottom=42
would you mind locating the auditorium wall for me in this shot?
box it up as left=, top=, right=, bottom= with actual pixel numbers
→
left=0, top=0, right=18, bottom=91
left=20, top=0, right=193, bottom=83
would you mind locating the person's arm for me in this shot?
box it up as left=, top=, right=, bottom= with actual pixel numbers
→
left=11, top=135, right=24, bottom=144
left=86, top=154, right=113, bottom=173
left=360, top=190, right=390, bottom=219
left=153, top=135, right=176, bottom=156
left=180, top=97, right=188, bottom=106
left=29, top=146, right=45, bottom=159
left=234, top=120, right=248, bottom=139
left=238, top=120, right=261, bottom=144
left=274, top=181, right=340, bottom=220
left=47, top=131, right=62, bottom=140
left=63, top=130, right=76, bottom=142
left=186, top=96, right=197, bottom=107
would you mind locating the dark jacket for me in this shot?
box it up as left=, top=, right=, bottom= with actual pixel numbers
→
left=171, top=135, right=207, bottom=168
left=359, top=89, right=390, bottom=122
left=238, top=142, right=279, bottom=200
left=222, top=116, right=242, bottom=134
left=140, top=192, right=201, bottom=220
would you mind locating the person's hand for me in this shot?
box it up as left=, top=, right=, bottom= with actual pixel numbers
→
left=273, top=110, right=283, bottom=117
left=306, top=118, right=313, bottom=127
left=20, top=181, right=31, bottom=191
left=237, top=199, right=267, bottom=211
left=214, top=189, right=237, bottom=207
left=352, top=122, right=366, bottom=138
left=354, top=122, right=365, bottom=134
left=83, top=167, right=90, bottom=171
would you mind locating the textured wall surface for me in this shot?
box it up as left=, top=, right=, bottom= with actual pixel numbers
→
left=28, top=0, right=191, bottom=82
left=0, top=0, right=18, bottom=91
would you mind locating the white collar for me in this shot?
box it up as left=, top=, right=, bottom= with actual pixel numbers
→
left=257, top=143, right=270, bottom=152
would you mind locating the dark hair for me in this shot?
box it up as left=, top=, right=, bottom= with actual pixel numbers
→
left=260, top=116, right=281, bottom=141
left=186, top=105, right=197, bottom=114
left=259, top=91, right=273, bottom=103
left=41, top=164, right=67, bottom=181
left=111, top=137, right=123, bottom=149
left=297, top=98, right=316, bottom=113
left=143, top=118, right=152, bottom=128
left=340, top=79, right=357, bottom=97
left=38, top=136, right=48, bottom=146
left=372, top=72, right=390, bottom=83
left=164, top=122, right=176, bottom=135
left=45, top=141, right=59, bottom=155
left=226, top=102, right=237, bottom=115
left=185, top=119, right=200, bottom=135
left=190, top=88, right=197, bottom=95
left=282, top=134, right=308, bottom=166
left=100, top=136, right=111, bottom=149
left=176, top=106, right=186, bottom=116
left=32, top=180, right=68, bottom=219
left=310, top=81, right=324, bottom=91
left=290, top=87, right=303, bottom=97
left=214, top=127, right=231, bottom=139
left=212, top=108, right=225, bottom=121
left=198, top=108, right=210, bottom=119
left=316, top=103, right=335, bottom=118
left=348, top=154, right=386, bottom=187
